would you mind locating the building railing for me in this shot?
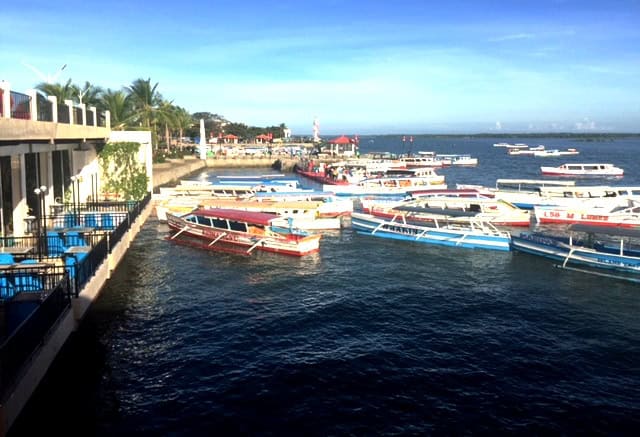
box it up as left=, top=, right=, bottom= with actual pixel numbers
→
left=72, top=107, right=83, bottom=125
left=0, top=83, right=109, bottom=129
left=0, top=193, right=150, bottom=399
left=9, top=91, right=31, bottom=120
left=36, top=93, right=53, bottom=122
left=57, top=102, right=70, bottom=124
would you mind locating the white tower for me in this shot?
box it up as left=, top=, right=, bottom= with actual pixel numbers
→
left=312, top=117, right=320, bottom=142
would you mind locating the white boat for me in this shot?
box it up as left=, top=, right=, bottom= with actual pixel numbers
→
left=351, top=212, right=511, bottom=251
left=437, top=154, right=478, bottom=166
left=493, top=142, right=513, bottom=147
left=540, top=163, right=623, bottom=177
left=534, top=200, right=640, bottom=228
left=324, top=167, right=445, bottom=197
left=365, top=196, right=531, bottom=227
left=158, top=198, right=343, bottom=230
left=533, top=148, right=579, bottom=157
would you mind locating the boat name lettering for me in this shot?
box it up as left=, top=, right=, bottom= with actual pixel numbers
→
left=580, top=214, right=608, bottom=221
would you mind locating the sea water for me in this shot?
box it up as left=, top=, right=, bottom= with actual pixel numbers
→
left=12, top=136, right=640, bottom=435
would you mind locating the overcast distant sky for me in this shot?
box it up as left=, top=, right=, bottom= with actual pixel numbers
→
left=2, top=0, right=639, bottom=134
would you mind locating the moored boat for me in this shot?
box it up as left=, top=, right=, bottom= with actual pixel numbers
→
left=511, top=224, right=640, bottom=282
left=540, top=163, right=623, bottom=177
left=166, top=208, right=321, bottom=256
left=534, top=200, right=640, bottom=228
left=351, top=212, right=511, bottom=251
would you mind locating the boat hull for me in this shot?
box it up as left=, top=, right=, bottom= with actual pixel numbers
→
left=166, top=214, right=321, bottom=256
left=351, top=213, right=511, bottom=251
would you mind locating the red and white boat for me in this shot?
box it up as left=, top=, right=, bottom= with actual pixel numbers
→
left=540, top=163, right=623, bottom=177
left=166, top=208, right=321, bottom=256
left=534, top=201, right=640, bottom=228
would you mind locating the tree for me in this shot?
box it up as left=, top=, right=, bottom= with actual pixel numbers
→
left=99, top=89, right=134, bottom=130
left=126, top=78, right=163, bottom=129
left=98, top=141, right=149, bottom=200
left=35, top=79, right=75, bottom=102
left=72, top=81, right=103, bottom=107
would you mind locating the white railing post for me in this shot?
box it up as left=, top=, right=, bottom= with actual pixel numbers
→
left=48, top=95, right=58, bottom=123
left=104, top=110, right=111, bottom=129
left=0, top=80, right=10, bottom=119
left=89, top=106, right=97, bottom=126
left=79, top=103, right=86, bottom=125
left=26, top=89, right=38, bottom=121
left=64, top=99, right=73, bottom=123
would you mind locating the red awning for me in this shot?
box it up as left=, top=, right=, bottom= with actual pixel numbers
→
left=255, top=134, right=270, bottom=140
left=223, top=134, right=238, bottom=139
left=329, top=135, right=352, bottom=144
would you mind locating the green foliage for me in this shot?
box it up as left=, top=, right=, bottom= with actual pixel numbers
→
left=99, top=141, right=149, bottom=200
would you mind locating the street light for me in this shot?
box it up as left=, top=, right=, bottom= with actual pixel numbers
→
left=34, top=186, right=48, bottom=260
left=70, top=175, right=81, bottom=226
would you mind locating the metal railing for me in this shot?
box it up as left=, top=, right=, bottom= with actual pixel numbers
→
left=73, top=106, right=83, bottom=125
left=0, top=88, right=3, bottom=116
left=0, top=271, right=71, bottom=398
left=86, top=110, right=94, bottom=126
left=57, top=102, right=70, bottom=123
left=97, top=112, right=106, bottom=127
left=36, top=93, right=53, bottom=122
left=10, top=91, right=31, bottom=120
left=0, top=194, right=151, bottom=398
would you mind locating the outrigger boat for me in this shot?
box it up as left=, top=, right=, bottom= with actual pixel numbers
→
left=166, top=208, right=321, bottom=256
left=364, top=196, right=531, bottom=227
left=534, top=200, right=640, bottom=228
left=351, top=212, right=511, bottom=251
left=511, top=224, right=640, bottom=282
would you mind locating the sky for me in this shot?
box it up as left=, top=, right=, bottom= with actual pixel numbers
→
left=2, top=0, right=639, bottom=135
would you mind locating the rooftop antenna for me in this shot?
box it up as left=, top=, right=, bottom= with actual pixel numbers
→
left=22, top=62, right=67, bottom=84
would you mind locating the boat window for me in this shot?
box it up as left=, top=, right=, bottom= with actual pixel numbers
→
left=228, top=220, right=248, bottom=232
left=187, top=216, right=197, bottom=224
left=196, top=215, right=212, bottom=226
left=211, top=218, right=228, bottom=229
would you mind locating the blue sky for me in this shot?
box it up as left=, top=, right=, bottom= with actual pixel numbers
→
left=2, top=0, right=639, bottom=134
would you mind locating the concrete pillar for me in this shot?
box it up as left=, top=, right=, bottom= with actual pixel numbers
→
left=89, top=106, right=97, bottom=126
left=79, top=103, right=86, bottom=125
left=26, top=89, right=37, bottom=121
left=47, top=95, right=58, bottom=123
left=104, top=110, right=111, bottom=129
left=12, top=155, right=29, bottom=237
left=0, top=80, right=10, bottom=119
left=64, top=99, right=73, bottom=124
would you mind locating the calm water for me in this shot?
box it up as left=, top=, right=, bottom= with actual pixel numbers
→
left=11, top=137, right=640, bottom=435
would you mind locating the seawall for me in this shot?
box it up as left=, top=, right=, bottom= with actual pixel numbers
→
left=152, top=156, right=301, bottom=188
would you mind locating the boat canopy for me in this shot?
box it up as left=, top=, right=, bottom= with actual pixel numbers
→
left=195, top=208, right=279, bottom=225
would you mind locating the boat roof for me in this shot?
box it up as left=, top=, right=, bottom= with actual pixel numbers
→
left=569, top=224, right=640, bottom=238
left=496, top=179, right=576, bottom=187
left=193, top=208, right=278, bottom=225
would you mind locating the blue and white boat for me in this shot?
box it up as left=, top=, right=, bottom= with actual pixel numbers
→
left=511, top=224, right=640, bottom=282
left=351, top=212, right=511, bottom=251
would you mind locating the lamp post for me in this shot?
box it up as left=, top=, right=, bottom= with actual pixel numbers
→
left=34, top=186, right=47, bottom=260
left=70, top=175, right=78, bottom=226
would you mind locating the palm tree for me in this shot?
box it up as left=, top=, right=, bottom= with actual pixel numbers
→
left=72, top=81, right=103, bottom=107
left=126, top=78, right=162, bottom=129
left=99, top=89, right=134, bottom=130
left=35, top=79, right=75, bottom=102
left=173, top=106, right=195, bottom=147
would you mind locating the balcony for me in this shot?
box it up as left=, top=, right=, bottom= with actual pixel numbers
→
left=0, top=82, right=110, bottom=143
